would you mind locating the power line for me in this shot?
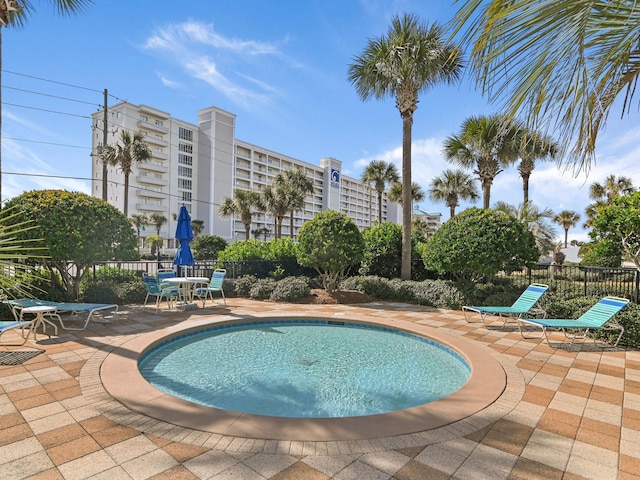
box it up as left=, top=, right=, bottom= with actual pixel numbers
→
left=2, top=70, right=103, bottom=93
left=4, top=85, right=99, bottom=106
left=2, top=137, right=89, bottom=149
left=3, top=102, right=91, bottom=118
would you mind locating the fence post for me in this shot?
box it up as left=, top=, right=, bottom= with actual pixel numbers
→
left=584, top=268, right=588, bottom=297
left=635, top=269, right=639, bottom=303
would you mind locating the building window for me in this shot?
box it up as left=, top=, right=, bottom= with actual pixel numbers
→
left=179, top=127, right=193, bottom=141
left=181, top=191, right=192, bottom=202
left=178, top=178, right=192, bottom=190
left=155, top=119, right=164, bottom=127
left=179, top=143, right=193, bottom=154
left=178, top=154, right=192, bottom=166
left=140, top=115, right=148, bottom=122
left=155, top=134, right=163, bottom=140
left=178, top=166, right=192, bottom=178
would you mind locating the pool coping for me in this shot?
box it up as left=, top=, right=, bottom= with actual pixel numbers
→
left=101, top=312, right=507, bottom=442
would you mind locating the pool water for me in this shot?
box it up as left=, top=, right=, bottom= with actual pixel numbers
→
left=138, top=321, right=471, bottom=418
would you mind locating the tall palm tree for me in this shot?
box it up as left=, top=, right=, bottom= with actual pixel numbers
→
left=101, top=130, right=151, bottom=217
left=218, top=189, right=261, bottom=240
left=361, top=160, right=400, bottom=223
left=451, top=0, right=640, bottom=171
left=388, top=182, right=425, bottom=207
left=494, top=200, right=557, bottom=254
left=130, top=213, right=147, bottom=252
left=149, top=213, right=167, bottom=236
left=516, top=128, right=558, bottom=203
left=348, top=13, right=463, bottom=280
left=0, top=0, right=93, bottom=204
left=553, top=210, right=580, bottom=248
left=428, top=169, right=479, bottom=218
left=584, top=175, right=634, bottom=227
left=279, top=169, right=314, bottom=238
left=191, top=219, right=204, bottom=238
left=443, top=115, right=521, bottom=209
left=261, top=182, right=289, bottom=239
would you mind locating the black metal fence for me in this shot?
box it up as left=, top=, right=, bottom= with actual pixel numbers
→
left=89, top=261, right=640, bottom=303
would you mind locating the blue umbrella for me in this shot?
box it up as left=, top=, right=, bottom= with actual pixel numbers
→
left=173, top=205, right=195, bottom=270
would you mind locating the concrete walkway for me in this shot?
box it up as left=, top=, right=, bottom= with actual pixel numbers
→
left=1, top=298, right=639, bottom=479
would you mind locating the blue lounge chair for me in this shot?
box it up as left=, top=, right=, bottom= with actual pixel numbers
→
left=462, top=283, right=549, bottom=327
left=7, top=299, right=119, bottom=331
left=517, top=296, right=629, bottom=346
left=0, top=320, right=33, bottom=346
left=193, top=269, right=227, bottom=307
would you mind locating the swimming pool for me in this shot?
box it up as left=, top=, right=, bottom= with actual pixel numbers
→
left=101, top=314, right=507, bottom=441
left=138, top=320, right=471, bottom=418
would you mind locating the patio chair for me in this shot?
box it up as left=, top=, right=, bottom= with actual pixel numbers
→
left=143, top=273, right=179, bottom=313
left=6, top=299, right=119, bottom=331
left=517, top=296, right=629, bottom=347
left=0, top=320, right=33, bottom=346
left=462, top=283, right=549, bottom=327
left=193, top=269, right=227, bottom=307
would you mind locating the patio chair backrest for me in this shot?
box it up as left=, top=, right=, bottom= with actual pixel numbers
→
left=576, top=296, right=629, bottom=328
left=510, top=283, right=548, bottom=310
left=142, top=273, right=162, bottom=295
left=157, top=269, right=176, bottom=282
left=209, top=269, right=226, bottom=289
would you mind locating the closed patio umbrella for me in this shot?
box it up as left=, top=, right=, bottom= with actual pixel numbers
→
left=173, top=205, right=195, bottom=275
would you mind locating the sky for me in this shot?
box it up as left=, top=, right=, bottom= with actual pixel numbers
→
left=3, top=0, right=639, bottom=244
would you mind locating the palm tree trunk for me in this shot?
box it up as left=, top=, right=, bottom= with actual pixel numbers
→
left=482, top=182, right=491, bottom=209
left=289, top=211, right=294, bottom=238
left=123, top=174, right=129, bottom=217
left=449, top=205, right=456, bottom=218
left=244, top=223, right=251, bottom=240
left=401, top=114, right=413, bottom=280
left=564, top=228, right=569, bottom=248
left=377, top=191, right=383, bottom=223
left=522, top=174, right=530, bottom=203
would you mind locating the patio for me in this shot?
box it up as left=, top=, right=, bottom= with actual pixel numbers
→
left=1, top=298, right=639, bottom=480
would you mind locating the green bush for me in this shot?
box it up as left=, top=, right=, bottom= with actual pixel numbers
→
left=270, top=277, right=311, bottom=302
left=405, top=280, right=466, bottom=309
left=341, top=275, right=394, bottom=299
left=249, top=278, right=277, bottom=300
left=80, top=279, right=147, bottom=304
left=192, top=235, right=228, bottom=260
left=233, top=275, right=258, bottom=297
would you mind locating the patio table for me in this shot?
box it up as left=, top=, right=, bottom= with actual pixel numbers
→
left=161, top=277, right=210, bottom=310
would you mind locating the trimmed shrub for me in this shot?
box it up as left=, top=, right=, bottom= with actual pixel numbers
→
left=249, top=278, right=277, bottom=300
left=270, top=277, right=311, bottom=302
left=233, top=275, right=258, bottom=297
left=340, top=276, right=394, bottom=299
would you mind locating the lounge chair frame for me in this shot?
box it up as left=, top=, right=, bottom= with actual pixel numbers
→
left=462, top=283, right=549, bottom=327
left=517, top=296, right=629, bottom=347
left=7, top=299, right=119, bottom=331
left=0, top=321, right=33, bottom=346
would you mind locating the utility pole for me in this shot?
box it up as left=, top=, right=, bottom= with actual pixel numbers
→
left=101, top=88, right=108, bottom=201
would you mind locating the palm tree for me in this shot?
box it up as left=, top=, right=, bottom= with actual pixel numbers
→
left=261, top=182, right=289, bottom=239
left=443, top=115, right=521, bottom=209
left=361, top=160, right=400, bottom=223
left=388, top=182, right=425, bottom=208
left=348, top=13, right=463, bottom=280
left=101, top=130, right=151, bottom=217
left=451, top=1, right=640, bottom=171
left=428, top=169, right=479, bottom=218
left=130, top=213, right=148, bottom=251
left=279, top=169, right=314, bottom=238
left=218, top=189, right=261, bottom=240
left=191, top=220, right=204, bottom=238
left=516, top=128, right=558, bottom=203
left=149, top=213, right=167, bottom=236
left=494, top=201, right=557, bottom=254
left=0, top=0, right=92, bottom=204
left=584, top=175, right=634, bottom=227
left=553, top=210, right=580, bottom=248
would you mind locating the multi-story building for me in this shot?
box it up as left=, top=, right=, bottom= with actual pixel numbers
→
left=91, top=104, right=412, bottom=249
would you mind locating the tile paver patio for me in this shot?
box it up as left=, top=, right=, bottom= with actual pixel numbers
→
left=1, top=298, right=639, bottom=479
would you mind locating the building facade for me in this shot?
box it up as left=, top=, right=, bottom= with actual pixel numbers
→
left=91, top=104, right=436, bottom=249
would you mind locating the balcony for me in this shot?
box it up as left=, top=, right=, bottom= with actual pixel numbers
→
left=138, top=162, right=168, bottom=174
left=136, top=189, right=165, bottom=199
left=137, top=119, right=169, bottom=134
left=135, top=203, right=167, bottom=213
left=143, top=135, right=169, bottom=148
left=136, top=176, right=168, bottom=186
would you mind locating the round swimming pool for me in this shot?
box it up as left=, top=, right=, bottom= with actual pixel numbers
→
left=138, top=320, right=471, bottom=418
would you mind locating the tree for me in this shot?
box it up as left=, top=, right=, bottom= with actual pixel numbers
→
left=0, top=0, right=93, bottom=205
left=388, top=181, right=425, bottom=207
left=428, top=169, right=479, bottom=218
left=145, top=235, right=163, bottom=257
left=218, top=189, right=261, bottom=240
left=360, top=160, right=400, bottom=223
left=4, top=190, right=138, bottom=300
left=443, top=114, right=521, bottom=209
left=553, top=210, right=580, bottom=248
left=130, top=213, right=147, bottom=251
left=589, top=191, right=640, bottom=270
left=191, top=219, right=204, bottom=238
left=516, top=128, right=558, bottom=203
left=585, top=175, right=634, bottom=227
left=494, top=201, right=557, bottom=255
left=348, top=13, right=463, bottom=280
left=451, top=0, right=640, bottom=170
left=279, top=169, right=314, bottom=238
left=261, top=181, right=289, bottom=239
left=101, top=129, right=151, bottom=217
left=297, top=210, right=364, bottom=292
left=422, top=207, right=539, bottom=282
left=191, top=234, right=227, bottom=260
left=149, top=213, right=167, bottom=236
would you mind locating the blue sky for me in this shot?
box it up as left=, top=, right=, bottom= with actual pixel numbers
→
left=3, top=0, right=639, bottom=243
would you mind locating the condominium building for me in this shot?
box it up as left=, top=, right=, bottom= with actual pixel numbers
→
left=90, top=104, right=416, bottom=249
